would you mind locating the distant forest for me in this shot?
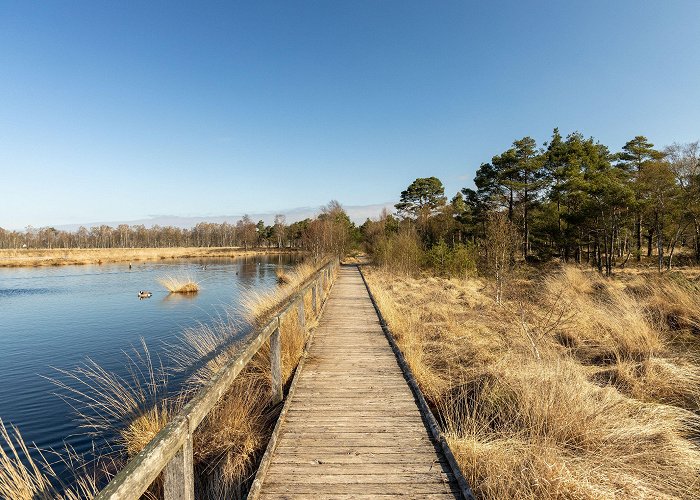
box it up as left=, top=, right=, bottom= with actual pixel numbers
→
left=0, top=201, right=357, bottom=261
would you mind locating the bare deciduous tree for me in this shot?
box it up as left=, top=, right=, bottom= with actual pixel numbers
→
left=482, top=211, right=519, bottom=304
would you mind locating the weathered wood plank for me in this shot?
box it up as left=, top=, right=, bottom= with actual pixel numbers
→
left=163, top=433, right=194, bottom=500
left=272, top=446, right=443, bottom=455
left=263, top=473, right=455, bottom=484
left=270, top=454, right=448, bottom=464
left=258, top=494, right=458, bottom=500
left=265, top=462, right=453, bottom=475
left=258, top=483, right=460, bottom=494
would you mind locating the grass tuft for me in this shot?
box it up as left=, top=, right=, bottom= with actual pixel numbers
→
left=275, top=268, right=291, bottom=285
left=48, top=340, right=178, bottom=462
left=158, top=274, right=200, bottom=293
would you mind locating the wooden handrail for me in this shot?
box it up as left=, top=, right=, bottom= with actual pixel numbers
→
left=95, top=259, right=339, bottom=500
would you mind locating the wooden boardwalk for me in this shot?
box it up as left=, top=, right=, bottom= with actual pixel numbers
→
left=253, top=265, right=462, bottom=499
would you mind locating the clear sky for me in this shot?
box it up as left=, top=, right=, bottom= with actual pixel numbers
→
left=1, top=1, right=699, bottom=229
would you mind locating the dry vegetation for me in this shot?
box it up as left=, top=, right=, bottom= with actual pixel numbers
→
left=0, top=247, right=297, bottom=267
left=0, top=259, right=335, bottom=499
left=242, top=261, right=329, bottom=324
left=363, top=265, right=700, bottom=499
left=0, top=420, right=101, bottom=500
left=158, top=274, right=200, bottom=294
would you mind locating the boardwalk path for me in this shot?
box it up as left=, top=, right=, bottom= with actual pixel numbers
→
left=254, top=265, right=461, bottom=499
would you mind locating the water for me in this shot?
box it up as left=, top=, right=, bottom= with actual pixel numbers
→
left=0, top=254, right=301, bottom=463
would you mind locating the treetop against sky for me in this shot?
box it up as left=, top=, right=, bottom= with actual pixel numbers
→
left=0, top=1, right=698, bottom=228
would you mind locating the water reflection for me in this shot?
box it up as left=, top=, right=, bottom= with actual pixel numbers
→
left=161, top=291, right=198, bottom=303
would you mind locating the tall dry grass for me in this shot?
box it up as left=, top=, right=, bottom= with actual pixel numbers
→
left=241, top=260, right=331, bottom=324
left=158, top=274, right=200, bottom=293
left=363, top=265, right=700, bottom=499
left=0, top=419, right=101, bottom=500
left=49, top=340, right=178, bottom=459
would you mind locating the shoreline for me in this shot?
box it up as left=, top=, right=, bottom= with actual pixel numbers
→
left=0, top=247, right=302, bottom=267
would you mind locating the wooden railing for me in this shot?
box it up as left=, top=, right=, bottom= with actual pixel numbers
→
left=95, top=259, right=339, bottom=500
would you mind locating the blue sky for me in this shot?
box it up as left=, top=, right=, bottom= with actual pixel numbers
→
left=1, top=1, right=699, bottom=229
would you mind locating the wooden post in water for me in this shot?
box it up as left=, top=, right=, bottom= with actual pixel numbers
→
left=270, top=317, right=283, bottom=404
left=163, top=431, right=194, bottom=500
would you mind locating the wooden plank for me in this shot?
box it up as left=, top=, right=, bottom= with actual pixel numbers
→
left=270, top=454, right=448, bottom=465
left=258, top=494, right=458, bottom=500
left=258, top=483, right=459, bottom=494
left=265, top=462, right=453, bottom=475
left=262, top=473, right=455, bottom=485
left=272, top=446, right=444, bottom=455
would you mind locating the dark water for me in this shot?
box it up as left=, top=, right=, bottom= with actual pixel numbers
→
left=0, top=254, right=301, bottom=464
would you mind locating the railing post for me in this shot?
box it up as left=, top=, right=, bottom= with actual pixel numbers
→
left=311, top=281, right=318, bottom=315
left=297, top=298, right=305, bottom=331
left=163, top=429, right=194, bottom=500
left=270, top=317, right=283, bottom=404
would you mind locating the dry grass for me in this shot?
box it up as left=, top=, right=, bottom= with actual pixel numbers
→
left=0, top=419, right=100, bottom=500
left=241, top=260, right=332, bottom=324
left=158, top=274, right=200, bottom=293
left=48, top=341, right=179, bottom=461
left=275, top=268, right=291, bottom=285
left=363, top=264, right=700, bottom=499
left=0, top=247, right=299, bottom=267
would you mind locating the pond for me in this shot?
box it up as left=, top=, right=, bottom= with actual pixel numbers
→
left=0, top=253, right=303, bottom=467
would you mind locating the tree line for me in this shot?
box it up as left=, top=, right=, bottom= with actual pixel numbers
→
left=361, top=132, right=700, bottom=275
left=0, top=201, right=359, bottom=259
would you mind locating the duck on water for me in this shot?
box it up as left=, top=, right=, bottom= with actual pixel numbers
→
left=138, top=290, right=152, bottom=299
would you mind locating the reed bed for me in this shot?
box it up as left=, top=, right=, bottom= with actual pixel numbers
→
left=241, top=260, right=330, bottom=324
left=0, top=247, right=297, bottom=267
left=158, top=274, right=200, bottom=293
left=363, top=265, right=700, bottom=500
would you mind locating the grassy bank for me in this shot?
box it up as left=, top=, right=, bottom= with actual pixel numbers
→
left=363, top=265, right=700, bottom=499
left=0, top=247, right=299, bottom=267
